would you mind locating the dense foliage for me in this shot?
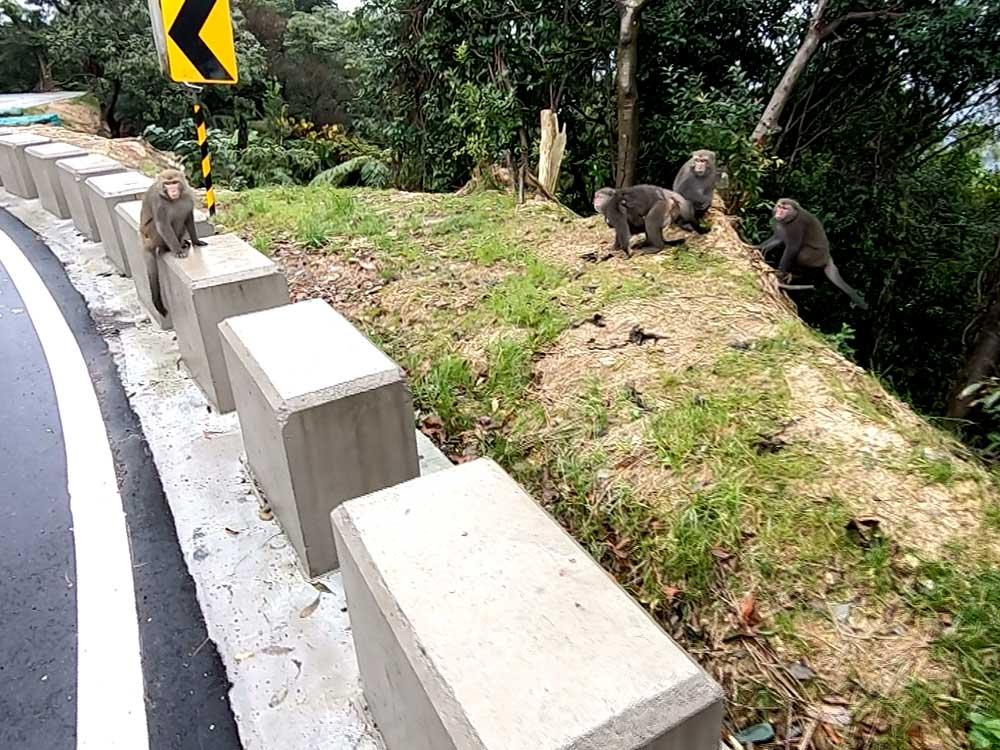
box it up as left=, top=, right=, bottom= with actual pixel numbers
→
left=1, top=0, right=999, bottom=441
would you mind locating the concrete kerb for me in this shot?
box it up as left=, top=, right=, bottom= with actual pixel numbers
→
left=0, top=132, right=52, bottom=198
left=162, top=233, right=290, bottom=413
left=114, top=200, right=216, bottom=330
left=56, top=154, right=126, bottom=241
left=24, top=142, right=89, bottom=218
left=83, top=171, right=155, bottom=276
left=219, top=299, right=421, bottom=578
left=332, top=458, right=725, bottom=750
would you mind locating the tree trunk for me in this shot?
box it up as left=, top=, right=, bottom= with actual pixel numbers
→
left=751, top=0, right=829, bottom=147
left=35, top=54, right=54, bottom=92
left=537, top=109, right=567, bottom=196
left=614, top=0, right=647, bottom=188
left=947, top=240, right=1000, bottom=419
left=102, top=79, right=122, bottom=138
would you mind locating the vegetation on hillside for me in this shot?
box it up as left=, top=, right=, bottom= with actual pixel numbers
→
left=3, top=0, right=999, bottom=456
left=220, top=185, right=1000, bottom=748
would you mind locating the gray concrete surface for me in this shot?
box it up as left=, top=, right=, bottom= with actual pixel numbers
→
left=220, top=299, right=420, bottom=577
left=332, top=458, right=725, bottom=750
left=83, top=171, right=154, bottom=276
left=0, top=92, right=87, bottom=111
left=0, top=132, right=51, bottom=198
left=163, top=233, right=289, bottom=413
left=56, top=154, right=125, bottom=241
left=115, top=200, right=216, bottom=330
left=0, top=127, right=10, bottom=185
left=24, top=142, right=88, bottom=218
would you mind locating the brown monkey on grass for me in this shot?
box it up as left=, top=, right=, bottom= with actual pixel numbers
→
left=593, top=185, right=696, bottom=256
left=140, top=168, right=206, bottom=316
left=756, top=198, right=868, bottom=310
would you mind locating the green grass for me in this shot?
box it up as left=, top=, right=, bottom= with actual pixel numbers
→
left=909, top=564, right=1000, bottom=715
left=579, top=379, right=610, bottom=439
left=486, top=259, right=569, bottom=342
left=908, top=450, right=959, bottom=485
left=411, top=354, right=475, bottom=433
left=484, top=337, right=534, bottom=405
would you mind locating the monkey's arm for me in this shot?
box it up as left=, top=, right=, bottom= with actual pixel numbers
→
left=154, top=204, right=184, bottom=254
left=185, top=211, right=207, bottom=247
left=756, top=234, right=783, bottom=254
left=777, top=227, right=803, bottom=273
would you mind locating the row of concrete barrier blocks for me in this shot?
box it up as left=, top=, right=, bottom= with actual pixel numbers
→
left=0, top=129, right=724, bottom=749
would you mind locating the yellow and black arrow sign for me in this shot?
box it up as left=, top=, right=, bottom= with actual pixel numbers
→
left=151, top=0, right=239, bottom=85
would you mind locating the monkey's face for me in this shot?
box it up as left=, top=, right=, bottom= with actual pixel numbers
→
left=165, top=180, right=182, bottom=200
left=774, top=201, right=797, bottom=222
left=593, top=189, right=614, bottom=212
left=691, top=150, right=716, bottom=176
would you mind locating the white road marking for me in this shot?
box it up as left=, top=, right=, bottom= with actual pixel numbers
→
left=0, top=229, right=149, bottom=750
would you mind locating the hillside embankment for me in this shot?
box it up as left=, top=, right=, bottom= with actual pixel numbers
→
left=219, top=186, right=1000, bottom=750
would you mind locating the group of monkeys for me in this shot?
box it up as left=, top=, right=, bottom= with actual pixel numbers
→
left=137, top=154, right=867, bottom=323
left=592, top=149, right=868, bottom=309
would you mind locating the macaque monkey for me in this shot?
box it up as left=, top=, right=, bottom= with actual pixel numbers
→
left=757, top=198, right=869, bottom=310
left=673, top=149, right=720, bottom=221
left=593, top=185, right=696, bottom=256
left=140, top=169, right=206, bottom=316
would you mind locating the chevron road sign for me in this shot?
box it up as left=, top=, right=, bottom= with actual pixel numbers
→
left=148, top=0, right=239, bottom=86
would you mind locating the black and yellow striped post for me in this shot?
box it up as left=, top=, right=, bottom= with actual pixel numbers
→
left=191, top=96, right=216, bottom=217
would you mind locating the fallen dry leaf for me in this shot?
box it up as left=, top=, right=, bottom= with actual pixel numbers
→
left=661, top=585, right=682, bottom=601
left=739, top=593, right=762, bottom=628
left=299, top=595, right=321, bottom=619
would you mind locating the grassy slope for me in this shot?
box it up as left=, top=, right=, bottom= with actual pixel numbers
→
left=220, top=186, right=1000, bottom=749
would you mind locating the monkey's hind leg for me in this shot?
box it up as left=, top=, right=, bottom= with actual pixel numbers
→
left=824, top=261, right=869, bottom=310
left=635, top=200, right=670, bottom=255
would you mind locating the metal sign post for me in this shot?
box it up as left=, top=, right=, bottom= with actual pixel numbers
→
left=149, top=0, right=238, bottom=216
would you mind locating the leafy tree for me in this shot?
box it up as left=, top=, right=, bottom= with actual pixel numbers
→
left=0, top=0, right=57, bottom=93
left=45, top=0, right=267, bottom=136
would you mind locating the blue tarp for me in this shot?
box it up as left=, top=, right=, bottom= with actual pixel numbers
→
left=0, top=113, right=62, bottom=126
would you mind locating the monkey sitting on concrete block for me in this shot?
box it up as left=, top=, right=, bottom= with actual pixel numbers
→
left=756, top=198, right=869, bottom=310
left=593, top=185, right=696, bottom=256
left=140, top=168, right=207, bottom=317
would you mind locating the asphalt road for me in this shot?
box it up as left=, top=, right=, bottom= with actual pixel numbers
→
left=0, top=209, right=241, bottom=749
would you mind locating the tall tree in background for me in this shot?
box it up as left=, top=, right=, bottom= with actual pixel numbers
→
left=614, top=0, right=647, bottom=187
left=751, top=0, right=903, bottom=147
left=0, top=0, right=58, bottom=92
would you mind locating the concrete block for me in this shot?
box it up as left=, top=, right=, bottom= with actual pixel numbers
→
left=83, top=171, right=154, bottom=276
left=219, top=299, right=420, bottom=577
left=56, top=154, right=126, bottom=241
left=332, top=458, right=725, bottom=750
left=114, top=200, right=216, bottom=330
left=0, top=132, right=51, bottom=198
left=24, top=142, right=89, bottom=218
left=0, top=128, right=12, bottom=186
left=163, top=233, right=289, bottom=413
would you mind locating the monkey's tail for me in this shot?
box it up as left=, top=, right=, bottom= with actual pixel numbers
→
left=148, top=253, right=168, bottom=317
